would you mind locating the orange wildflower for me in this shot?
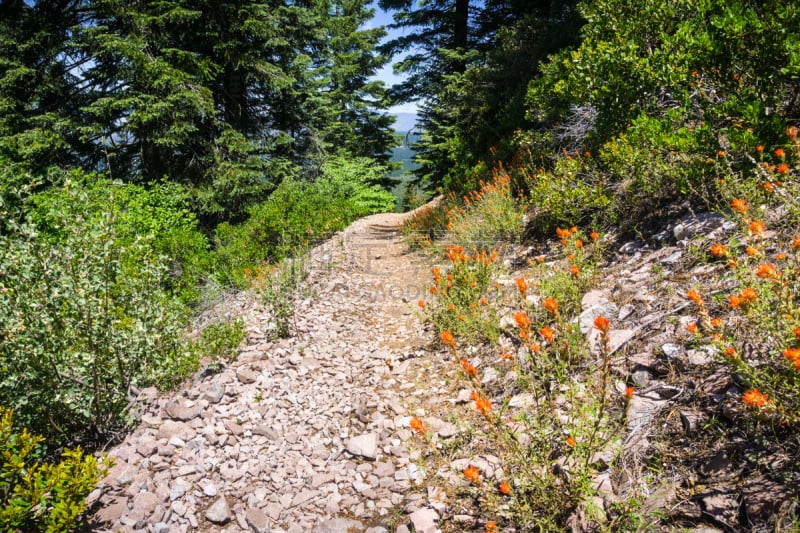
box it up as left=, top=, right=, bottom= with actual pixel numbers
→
left=529, top=343, right=541, bottom=353
left=711, top=317, right=723, bottom=329
left=473, top=394, right=492, bottom=418
left=429, top=286, right=437, bottom=295
left=570, top=265, right=580, bottom=277
left=756, top=145, right=764, bottom=153
left=464, top=464, right=481, bottom=484
left=501, top=352, right=514, bottom=361
left=731, top=198, right=748, bottom=214
left=566, top=436, right=576, bottom=447
left=776, top=253, right=786, bottom=261
left=687, top=289, right=704, bottom=307
left=499, top=482, right=512, bottom=495
left=793, top=236, right=800, bottom=249
left=448, top=303, right=457, bottom=312
left=590, top=231, right=600, bottom=241
left=746, top=246, right=759, bottom=256
left=749, top=220, right=766, bottom=236
left=418, top=300, right=426, bottom=309
left=710, top=243, right=728, bottom=257
left=783, top=347, right=800, bottom=370
left=687, top=322, right=698, bottom=334
left=729, top=294, right=742, bottom=308
left=775, top=147, right=785, bottom=158
left=410, top=416, right=427, bottom=434
left=593, top=315, right=610, bottom=333
left=514, top=311, right=531, bottom=329
left=441, top=330, right=456, bottom=349
left=755, top=262, right=780, bottom=279
left=543, top=297, right=559, bottom=315
left=794, top=326, right=800, bottom=339
left=555, top=227, right=572, bottom=239
left=742, top=388, right=769, bottom=408
left=460, top=358, right=478, bottom=379
left=515, top=278, right=528, bottom=294
left=540, top=325, right=555, bottom=343
left=575, top=239, right=584, bottom=248
left=485, top=522, right=498, bottom=533
left=777, top=163, right=790, bottom=175
left=740, top=287, right=758, bottom=302
left=787, top=126, right=799, bottom=139
left=724, top=346, right=737, bottom=357
left=625, top=386, right=635, bottom=400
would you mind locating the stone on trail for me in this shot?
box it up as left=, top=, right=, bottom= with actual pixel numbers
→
left=245, top=507, right=270, bottom=532
left=346, top=432, right=378, bottom=460
left=205, top=495, right=232, bottom=524
left=313, top=518, right=364, bottom=533
left=409, top=507, right=439, bottom=533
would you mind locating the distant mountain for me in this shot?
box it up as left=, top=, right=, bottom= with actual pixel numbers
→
left=391, top=112, right=419, bottom=133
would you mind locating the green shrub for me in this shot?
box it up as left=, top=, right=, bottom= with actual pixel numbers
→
left=0, top=179, right=199, bottom=446
left=0, top=408, right=106, bottom=532
left=213, top=156, right=394, bottom=287
left=27, top=172, right=211, bottom=305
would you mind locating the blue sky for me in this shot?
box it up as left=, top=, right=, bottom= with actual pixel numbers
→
left=367, top=2, right=420, bottom=115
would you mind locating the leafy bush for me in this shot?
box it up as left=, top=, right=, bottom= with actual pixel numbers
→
left=0, top=408, right=106, bottom=532
left=214, top=157, right=395, bottom=287
left=0, top=177, right=201, bottom=446
left=520, top=150, right=611, bottom=234
left=27, top=172, right=211, bottom=305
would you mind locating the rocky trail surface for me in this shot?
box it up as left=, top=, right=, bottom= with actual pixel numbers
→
left=90, top=211, right=440, bottom=533
left=88, top=207, right=799, bottom=533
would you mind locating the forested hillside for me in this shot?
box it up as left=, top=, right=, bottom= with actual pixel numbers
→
left=1, top=0, right=800, bottom=530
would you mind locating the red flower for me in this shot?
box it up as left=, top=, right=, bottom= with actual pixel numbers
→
left=625, top=386, right=635, bottom=400
left=593, top=315, right=610, bottom=333
left=749, top=220, right=766, bottom=236
left=710, top=243, right=728, bottom=257
left=441, top=330, right=456, bottom=348
left=543, top=297, right=559, bottom=315
left=731, top=198, right=748, bottom=214
left=410, top=416, right=427, bottom=434
left=566, top=435, right=576, bottom=447
left=783, top=347, right=800, bottom=370
left=514, top=311, right=531, bottom=329
left=775, top=147, right=785, bottom=158
left=687, top=289, right=704, bottom=307
left=499, top=482, right=512, bottom=495
left=464, top=464, right=480, bottom=484
left=777, top=163, right=790, bottom=175
left=755, top=262, right=779, bottom=279
left=473, top=394, right=492, bottom=418
left=742, top=388, right=769, bottom=408
left=515, top=278, right=528, bottom=294
left=460, top=358, right=478, bottom=379
left=540, top=325, right=555, bottom=343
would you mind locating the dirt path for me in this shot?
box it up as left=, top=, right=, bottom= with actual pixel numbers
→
left=90, top=211, right=438, bottom=533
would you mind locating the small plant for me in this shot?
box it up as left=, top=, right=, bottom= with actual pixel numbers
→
left=247, top=253, right=309, bottom=339
left=419, top=245, right=500, bottom=343
left=193, top=319, right=245, bottom=362
left=0, top=408, right=107, bottom=532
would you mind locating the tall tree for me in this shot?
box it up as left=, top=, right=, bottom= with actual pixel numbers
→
left=378, top=0, right=473, bottom=102
left=378, top=0, right=583, bottom=190
left=319, top=0, right=395, bottom=163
